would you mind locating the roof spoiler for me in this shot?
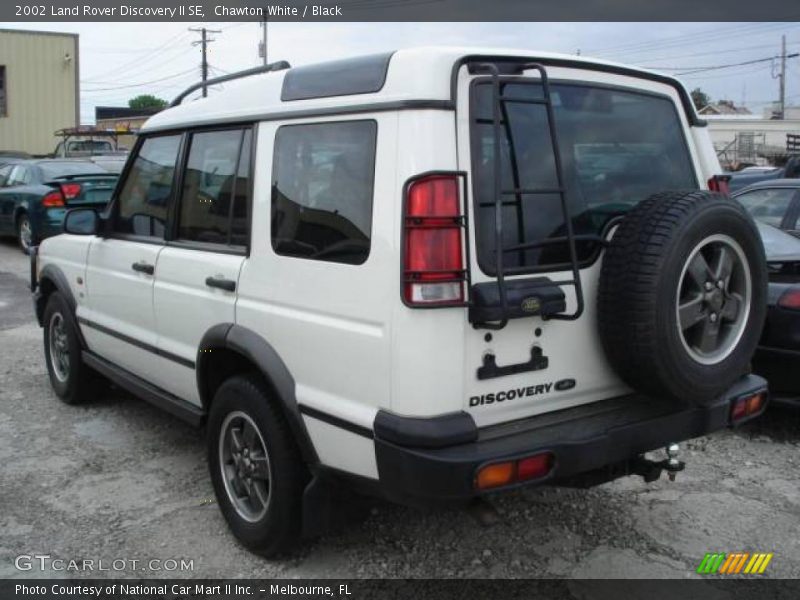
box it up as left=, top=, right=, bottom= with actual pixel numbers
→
left=170, top=61, right=291, bottom=107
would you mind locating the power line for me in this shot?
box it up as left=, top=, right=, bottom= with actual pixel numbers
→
left=81, top=68, right=198, bottom=92
left=674, top=52, right=799, bottom=75
left=81, top=31, right=191, bottom=82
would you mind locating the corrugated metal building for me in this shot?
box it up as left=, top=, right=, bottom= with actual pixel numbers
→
left=0, top=28, right=79, bottom=155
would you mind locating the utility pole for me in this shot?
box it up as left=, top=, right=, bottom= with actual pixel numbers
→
left=189, top=27, right=221, bottom=97
left=779, top=34, right=787, bottom=120
left=259, top=18, right=268, bottom=65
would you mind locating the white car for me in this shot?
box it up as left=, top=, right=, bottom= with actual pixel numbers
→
left=31, top=47, right=769, bottom=556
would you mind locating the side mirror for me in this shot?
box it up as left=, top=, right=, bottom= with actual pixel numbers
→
left=63, top=208, right=98, bottom=235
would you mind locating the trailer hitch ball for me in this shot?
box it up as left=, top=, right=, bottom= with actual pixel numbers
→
left=665, top=443, right=684, bottom=482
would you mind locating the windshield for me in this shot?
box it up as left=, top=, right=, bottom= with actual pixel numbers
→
left=39, top=161, right=108, bottom=180
left=471, top=80, right=698, bottom=274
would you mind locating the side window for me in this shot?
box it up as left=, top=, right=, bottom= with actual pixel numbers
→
left=113, top=135, right=181, bottom=239
left=8, top=165, right=27, bottom=186
left=271, top=120, right=376, bottom=265
left=735, top=188, right=796, bottom=229
left=0, top=165, right=12, bottom=187
left=177, top=127, right=251, bottom=247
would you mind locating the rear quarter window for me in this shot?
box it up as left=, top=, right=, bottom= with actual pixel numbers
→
left=271, top=120, right=377, bottom=265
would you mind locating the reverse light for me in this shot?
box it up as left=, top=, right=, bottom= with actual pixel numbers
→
left=730, top=392, right=767, bottom=424
left=475, top=452, right=555, bottom=490
left=42, top=191, right=65, bottom=207
left=60, top=182, right=82, bottom=200
left=708, top=175, right=731, bottom=195
left=778, top=288, right=800, bottom=311
left=403, top=174, right=467, bottom=306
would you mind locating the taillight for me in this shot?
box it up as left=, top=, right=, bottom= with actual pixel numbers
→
left=42, top=191, right=65, bottom=207
left=403, top=174, right=467, bottom=306
left=60, top=182, right=82, bottom=200
left=475, top=452, right=555, bottom=491
left=778, top=288, right=800, bottom=310
left=708, top=175, right=731, bottom=195
left=730, top=391, right=767, bottom=424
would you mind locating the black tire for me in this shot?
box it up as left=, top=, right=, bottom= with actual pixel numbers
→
left=598, top=190, right=767, bottom=406
left=43, top=292, right=98, bottom=404
left=16, top=212, right=32, bottom=255
left=208, top=374, right=305, bottom=557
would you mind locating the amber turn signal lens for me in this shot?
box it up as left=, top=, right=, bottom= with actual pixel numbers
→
left=475, top=462, right=515, bottom=490
left=746, top=393, right=765, bottom=415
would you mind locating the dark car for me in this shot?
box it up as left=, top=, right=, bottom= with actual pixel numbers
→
left=728, top=155, right=800, bottom=192
left=733, top=179, right=800, bottom=238
left=754, top=222, right=800, bottom=404
left=0, top=159, right=118, bottom=253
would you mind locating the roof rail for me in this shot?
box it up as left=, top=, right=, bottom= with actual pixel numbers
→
left=170, top=60, right=291, bottom=107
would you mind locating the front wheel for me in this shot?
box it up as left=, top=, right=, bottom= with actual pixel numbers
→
left=207, top=374, right=305, bottom=557
left=43, top=292, right=98, bottom=404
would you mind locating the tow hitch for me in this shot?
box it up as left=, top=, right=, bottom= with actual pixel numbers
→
left=631, top=444, right=685, bottom=483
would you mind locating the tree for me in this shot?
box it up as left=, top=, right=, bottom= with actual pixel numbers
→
left=128, top=94, right=168, bottom=110
left=690, top=88, right=711, bottom=111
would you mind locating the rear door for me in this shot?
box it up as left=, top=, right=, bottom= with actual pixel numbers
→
left=456, top=66, right=702, bottom=426
left=151, top=127, right=252, bottom=404
left=82, top=134, right=182, bottom=380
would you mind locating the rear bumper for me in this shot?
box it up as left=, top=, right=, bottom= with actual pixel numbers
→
left=374, top=374, right=767, bottom=505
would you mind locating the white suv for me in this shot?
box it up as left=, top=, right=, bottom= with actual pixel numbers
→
left=32, top=47, right=769, bottom=556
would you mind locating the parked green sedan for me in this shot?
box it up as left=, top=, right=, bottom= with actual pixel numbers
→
left=0, top=159, right=118, bottom=253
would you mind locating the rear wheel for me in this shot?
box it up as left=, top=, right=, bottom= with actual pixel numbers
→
left=16, top=213, right=32, bottom=254
left=208, top=374, right=305, bottom=556
left=598, top=190, right=767, bottom=405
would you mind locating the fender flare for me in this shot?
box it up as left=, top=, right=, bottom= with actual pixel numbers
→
left=196, top=323, right=318, bottom=464
left=36, top=263, right=87, bottom=348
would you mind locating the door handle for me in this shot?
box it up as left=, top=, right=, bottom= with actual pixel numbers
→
left=205, top=276, right=236, bottom=292
left=131, top=261, right=154, bottom=275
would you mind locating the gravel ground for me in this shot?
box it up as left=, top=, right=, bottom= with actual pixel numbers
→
left=1, top=238, right=800, bottom=580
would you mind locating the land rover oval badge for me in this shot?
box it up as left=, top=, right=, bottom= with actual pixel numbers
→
left=521, top=296, right=541, bottom=313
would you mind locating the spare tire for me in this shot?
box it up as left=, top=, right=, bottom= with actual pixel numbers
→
left=598, top=190, right=767, bottom=406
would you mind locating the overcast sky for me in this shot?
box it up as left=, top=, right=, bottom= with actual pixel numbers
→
left=2, top=21, right=799, bottom=123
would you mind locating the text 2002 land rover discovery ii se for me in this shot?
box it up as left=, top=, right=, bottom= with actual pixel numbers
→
left=31, top=47, right=769, bottom=556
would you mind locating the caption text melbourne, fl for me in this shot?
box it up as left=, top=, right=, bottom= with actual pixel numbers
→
left=15, top=4, right=344, bottom=18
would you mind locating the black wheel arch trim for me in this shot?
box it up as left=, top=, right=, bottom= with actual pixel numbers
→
left=196, top=323, right=319, bottom=464
left=35, top=264, right=86, bottom=347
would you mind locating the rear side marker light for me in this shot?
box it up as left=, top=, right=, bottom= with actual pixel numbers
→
left=778, top=288, right=800, bottom=311
left=403, top=174, right=467, bottom=306
left=475, top=452, right=554, bottom=490
left=42, top=191, right=65, bottom=207
left=730, top=392, right=767, bottom=424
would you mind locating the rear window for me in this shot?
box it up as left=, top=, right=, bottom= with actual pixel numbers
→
left=39, top=162, right=107, bottom=180
left=471, top=80, right=697, bottom=274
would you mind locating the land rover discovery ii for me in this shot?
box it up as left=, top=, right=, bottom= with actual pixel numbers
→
left=31, top=47, right=769, bottom=555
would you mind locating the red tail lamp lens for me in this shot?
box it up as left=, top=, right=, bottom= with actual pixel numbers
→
left=517, top=453, right=554, bottom=481
left=403, top=174, right=466, bottom=306
left=42, top=191, right=65, bottom=207
left=60, top=183, right=82, bottom=200
left=708, top=176, right=731, bottom=195
left=778, top=288, right=800, bottom=311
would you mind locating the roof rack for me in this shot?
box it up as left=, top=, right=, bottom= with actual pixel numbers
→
left=170, top=60, right=291, bottom=107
